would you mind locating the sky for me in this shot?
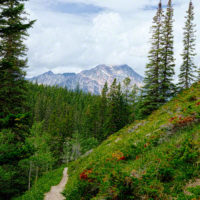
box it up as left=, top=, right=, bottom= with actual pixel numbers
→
left=25, top=0, right=200, bottom=79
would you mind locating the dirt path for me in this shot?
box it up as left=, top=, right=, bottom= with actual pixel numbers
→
left=44, top=168, right=68, bottom=200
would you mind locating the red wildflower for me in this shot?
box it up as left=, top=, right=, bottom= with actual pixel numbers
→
left=196, top=102, right=200, bottom=106
left=118, top=156, right=126, bottom=161
left=80, top=169, right=93, bottom=180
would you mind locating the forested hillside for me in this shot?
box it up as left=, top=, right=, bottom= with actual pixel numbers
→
left=1, top=80, right=138, bottom=199
left=27, top=80, right=138, bottom=165
left=63, top=82, right=200, bottom=200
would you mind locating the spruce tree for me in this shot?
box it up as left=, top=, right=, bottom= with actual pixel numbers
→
left=99, top=82, right=109, bottom=140
left=107, top=79, right=128, bottom=134
left=178, top=0, right=196, bottom=89
left=141, top=1, right=163, bottom=116
left=0, top=0, right=35, bottom=118
left=160, top=0, right=175, bottom=102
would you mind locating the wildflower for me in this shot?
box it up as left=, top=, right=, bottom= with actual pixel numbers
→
left=80, top=169, right=92, bottom=180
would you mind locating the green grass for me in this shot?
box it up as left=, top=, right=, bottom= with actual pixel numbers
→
left=64, top=82, right=200, bottom=200
left=13, top=166, right=64, bottom=200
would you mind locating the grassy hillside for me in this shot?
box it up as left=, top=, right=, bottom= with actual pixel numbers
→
left=13, top=166, right=64, bottom=200
left=64, top=82, right=200, bottom=200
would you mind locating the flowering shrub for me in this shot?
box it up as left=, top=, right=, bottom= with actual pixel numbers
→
left=169, top=115, right=195, bottom=127
left=112, top=151, right=126, bottom=161
left=80, top=169, right=93, bottom=181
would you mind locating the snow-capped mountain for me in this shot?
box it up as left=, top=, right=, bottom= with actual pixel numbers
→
left=29, top=64, right=143, bottom=94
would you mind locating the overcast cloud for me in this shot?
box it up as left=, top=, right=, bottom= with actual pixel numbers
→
left=25, top=0, right=200, bottom=79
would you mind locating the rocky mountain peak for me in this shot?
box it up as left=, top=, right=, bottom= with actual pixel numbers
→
left=29, top=64, right=143, bottom=94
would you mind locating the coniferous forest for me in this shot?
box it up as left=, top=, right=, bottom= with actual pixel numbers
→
left=1, top=0, right=200, bottom=200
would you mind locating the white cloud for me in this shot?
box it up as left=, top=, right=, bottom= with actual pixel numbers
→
left=25, top=0, right=200, bottom=79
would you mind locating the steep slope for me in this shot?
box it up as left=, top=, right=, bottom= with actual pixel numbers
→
left=64, top=82, right=200, bottom=200
left=29, top=65, right=143, bottom=94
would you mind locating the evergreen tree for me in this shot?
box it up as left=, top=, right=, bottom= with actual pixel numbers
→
left=141, top=1, right=164, bottom=116
left=107, top=79, right=129, bottom=134
left=122, top=77, right=132, bottom=122
left=99, top=82, right=109, bottom=140
left=123, top=77, right=131, bottom=104
left=0, top=0, right=35, bottom=118
left=160, top=0, right=175, bottom=102
left=129, top=84, right=139, bottom=121
left=179, top=0, right=196, bottom=89
left=107, top=79, right=119, bottom=133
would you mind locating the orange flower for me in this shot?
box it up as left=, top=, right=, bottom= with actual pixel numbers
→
left=136, top=155, right=140, bottom=160
left=112, top=151, right=126, bottom=161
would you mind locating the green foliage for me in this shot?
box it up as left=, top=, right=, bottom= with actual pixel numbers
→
left=13, top=167, right=65, bottom=200
left=0, top=113, right=31, bottom=134
left=141, top=0, right=176, bottom=117
left=64, top=82, right=200, bottom=199
left=0, top=0, right=35, bottom=117
left=107, top=79, right=130, bottom=134
left=26, top=79, right=135, bottom=166
left=0, top=1, right=35, bottom=198
left=0, top=129, right=34, bottom=199
left=188, top=186, right=200, bottom=196
left=179, top=1, right=197, bottom=89
left=141, top=1, right=164, bottom=116
left=160, top=0, right=176, bottom=102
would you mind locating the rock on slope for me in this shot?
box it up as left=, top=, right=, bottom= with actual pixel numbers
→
left=29, top=64, right=143, bottom=94
left=64, top=82, right=200, bottom=199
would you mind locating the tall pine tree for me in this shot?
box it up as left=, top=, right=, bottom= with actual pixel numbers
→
left=0, top=2, right=34, bottom=197
left=0, top=0, right=35, bottom=118
left=107, top=79, right=129, bottom=134
left=99, top=82, right=109, bottom=140
left=160, top=0, right=175, bottom=102
left=179, top=0, right=196, bottom=89
left=141, top=1, right=164, bottom=116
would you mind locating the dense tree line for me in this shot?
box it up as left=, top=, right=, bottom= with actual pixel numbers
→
left=1, top=79, right=139, bottom=199
left=140, top=0, right=199, bottom=117
left=27, top=79, right=139, bottom=164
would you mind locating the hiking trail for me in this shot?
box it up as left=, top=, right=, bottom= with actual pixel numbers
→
left=44, top=168, right=68, bottom=200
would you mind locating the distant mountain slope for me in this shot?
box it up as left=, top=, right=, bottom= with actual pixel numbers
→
left=29, top=64, right=143, bottom=94
left=63, top=82, right=200, bottom=199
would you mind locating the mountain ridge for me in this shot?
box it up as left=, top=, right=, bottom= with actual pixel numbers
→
left=29, top=64, right=143, bottom=94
